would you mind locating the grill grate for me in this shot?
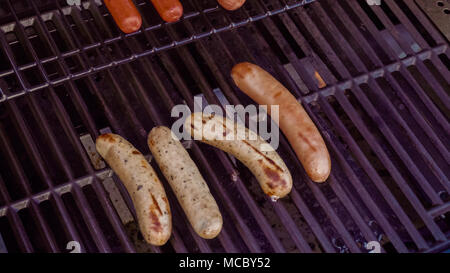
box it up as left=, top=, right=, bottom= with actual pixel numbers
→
left=0, top=0, right=449, bottom=253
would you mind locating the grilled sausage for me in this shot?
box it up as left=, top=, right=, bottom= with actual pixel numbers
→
left=185, top=113, right=292, bottom=200
left=148, top=126, right=223, bottom=239
left=150, top=0, right=183, bottom=22
left=104, top=0, right=142, bottom=33
left=217, top=0, right=246, bottom=10
left=231, top=62, right=331, bottom=182
left=96, top=133, right=171, bottom=246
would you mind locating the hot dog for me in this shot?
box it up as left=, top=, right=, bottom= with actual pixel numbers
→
left=148, top=126, right=223, bottom=239
left=104, top=0, right=142, bottom=33
left=96, top=133, right=171, bottom=245
left=185, top=113, right=293, bottom=200
left=217, top=0, right=246, bottom=11
left=150, top=0, right=183, bottom=23
left=231, top=62, right=331, bottom=182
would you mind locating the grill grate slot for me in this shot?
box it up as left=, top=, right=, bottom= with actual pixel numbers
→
left=60, top=191, right=100, bottom=253
left=0, top=0, right=449, bottom=253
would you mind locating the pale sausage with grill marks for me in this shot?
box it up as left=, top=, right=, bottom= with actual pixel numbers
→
left=148, top=126, right=223, bottom=239
left=96, top=133, right=171, bottom=246
left=185, top=113, right=292, bottom=200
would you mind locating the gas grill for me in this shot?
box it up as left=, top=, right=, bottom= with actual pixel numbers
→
left=0, top=0, right=448, bottom=253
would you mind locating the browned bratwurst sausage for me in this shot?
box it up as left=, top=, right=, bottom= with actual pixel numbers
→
left=104, top=0, right=142, bottom=33
left=231, top=62, right=331, bottom=182
left=150, top=0, right=183, bottom=22
left=217, top=0, right=246, bottom=11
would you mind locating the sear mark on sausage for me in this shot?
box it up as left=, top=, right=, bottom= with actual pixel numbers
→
left=262, top=164, right=287, bottom=189
left=149, top=209, right=163, bottom=233
left=150, top=193, right=162, bottom=215
left=231, top=62, right=254, bottom=79
left=99, top=133, right=116, bottom=143
left=297, top=132, right=317, bottom=152
left=200, top=114, right=216, bottom=124
left=210, top=117, right=232, bottom=137
left=141, top=160, right=149, bottom=168
left=243, top=140, right=283, bottom=172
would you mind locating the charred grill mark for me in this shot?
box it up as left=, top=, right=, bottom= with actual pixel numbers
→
left=263, top=166, right=287, bottom=189
left=99, top=133, right=116, bottom=143
left=222, top=123, right=231, bottom=136
left=297, top=131, right=317, bottom=152
left=200, top=114, right=216, bottom=125
left=141, top=160, right=148, bottom=168
left=190, top=123, right=198, bottom=139
left=187, top=116, right=197, bottom=135
left=149, top=210, right=163, bottom=233
left=151, top=193, right=163, bottom=215
left=243, top=140, right=283, bottom=172
left=206, top=117, right=232, bottom=139
left=232, top=63, right=253, bottom=80
left=214, top=119, right=231, bottom=137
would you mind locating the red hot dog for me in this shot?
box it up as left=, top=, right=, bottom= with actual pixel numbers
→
left=217, top=0, right=246, bottom=11
left=231, top=62, right=331, bottom=183
left=150, top=0, right=183, bottom=23
left=104, top=0, right=142, bottom=33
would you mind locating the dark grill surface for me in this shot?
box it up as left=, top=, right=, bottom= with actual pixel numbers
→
left=0, top=0, right=449, bottom=253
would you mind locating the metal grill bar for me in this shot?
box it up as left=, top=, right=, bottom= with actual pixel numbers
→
left=317, top=96, right=409, bottom=252
left=0, top=0, right=448, bottom=253
left=3, top=0, right=136, bottom=252
left=0, top=0, right=316, bottom=102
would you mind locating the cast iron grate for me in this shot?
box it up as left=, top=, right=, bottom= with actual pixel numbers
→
left=0, top=0, right=449, bottom=253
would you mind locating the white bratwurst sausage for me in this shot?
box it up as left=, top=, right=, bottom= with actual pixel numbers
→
left=185, top=113, right=293, bottom=200
left=148, top=126, right=223, bottom=239
left=96, top=133, right=171, bottom=246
